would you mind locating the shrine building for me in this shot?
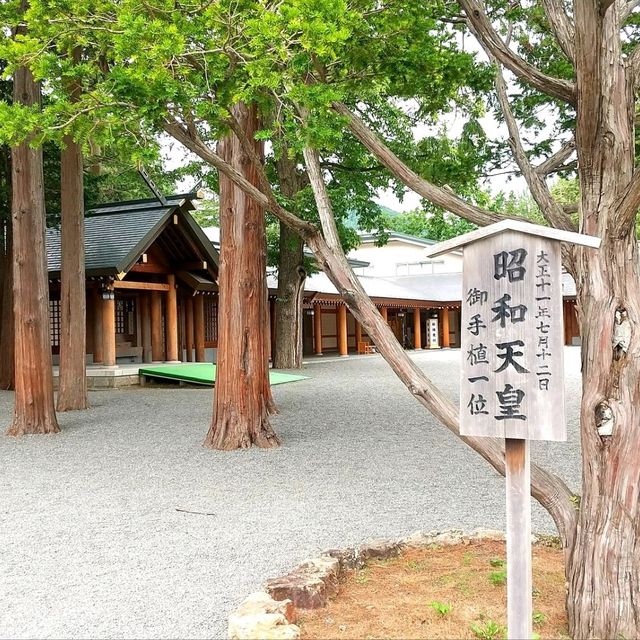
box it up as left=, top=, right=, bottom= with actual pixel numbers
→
left=47, top=193, right=220, bottom=370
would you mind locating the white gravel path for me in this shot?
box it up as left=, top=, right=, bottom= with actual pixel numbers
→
left=0, top=348, right=582, bottom=639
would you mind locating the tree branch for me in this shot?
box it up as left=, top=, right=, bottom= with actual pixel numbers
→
left=494, top=65, right=577, bottom=233
left=535, top=140, right=576, bottom=176
left=621, top=0, right=640, bottom=22
left=332, top=102, right=525, bottom=227
left=162, top=114, right=578, bottom=549
left=539, top=0, right=575, bottom=62
left=459, top=0, right=577, bottom=104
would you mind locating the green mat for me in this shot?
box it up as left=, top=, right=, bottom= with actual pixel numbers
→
left=139, top=363, right=308, bottom=387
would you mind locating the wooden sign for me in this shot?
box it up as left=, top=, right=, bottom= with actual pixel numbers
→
left=424, top=220, right=600, bottom=640
left=460, top=231, right=565, bottom=440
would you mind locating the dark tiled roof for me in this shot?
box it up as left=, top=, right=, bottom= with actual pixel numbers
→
left=47, top=193, right=217, bottom=277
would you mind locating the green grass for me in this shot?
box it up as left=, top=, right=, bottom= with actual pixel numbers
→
left=139, top=363, right=309, bottom=386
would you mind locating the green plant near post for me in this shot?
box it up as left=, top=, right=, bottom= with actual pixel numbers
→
left=488, top=569, right=507, bottom=586
left=470, top=620, right=506, bottom=640
left=533, top=611, right=547, bottom=626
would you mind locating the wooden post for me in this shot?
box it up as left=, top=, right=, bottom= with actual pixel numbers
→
left=338, top=304, right=348, bottom=356
left=102, top=290, right=116, bottom=367
left=413, top=307, right=422, bottom=349
left=92, top=288, right=104, bottom=364
left=185, top=297, right=194, bottom=363
left=140, top=294, right=152, bottom=363
left=440, top=307, right=450, bottom=348
left=380, top=306, right=388, bottom=322
left=165, top=274, right=179, bottom=361
left=355, top=318, right=362, bottom=347
left=150, top=291, right=163, bottom=362
left=313, top=303, right=323, bottom=355
left=194, top=294, right=206, bottom=362
left=269, top=297, right=276, bottom=361
left=505, top=438, right=532, bottom=640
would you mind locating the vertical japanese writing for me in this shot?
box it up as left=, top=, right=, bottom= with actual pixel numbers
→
left=535, top=250, right=552, bottom=391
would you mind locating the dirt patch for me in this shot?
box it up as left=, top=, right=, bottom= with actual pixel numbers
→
left=298, top=540, right=568, bottom=639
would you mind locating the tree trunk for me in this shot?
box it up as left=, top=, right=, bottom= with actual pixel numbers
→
left=56, top=135, right=87, bottom=411
left=7, top=64, right=59, bottom=435
left=203, top=102, right=279, bottom=450
left=565, top=2, right=640, bottom=637
left=273, top=152, right=305, bottom=369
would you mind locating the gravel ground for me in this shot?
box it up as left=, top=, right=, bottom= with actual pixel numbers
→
left=0, top=348, right=582, bottom=640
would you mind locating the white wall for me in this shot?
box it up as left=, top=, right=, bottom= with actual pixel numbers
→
left=349, top=239, right=463, bottom=277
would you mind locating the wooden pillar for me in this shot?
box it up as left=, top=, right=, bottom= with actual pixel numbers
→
left=185, top=297, right=194, bottom=362
left=338, top=304, right=348, bottom=356
left=413, top=307, right=422, bottom=349
left=313, top=303, right=323, bottom=355
left=440, top=307, right=450, bottom=348
left=150, top=291, right=163, bottom=362
left=355, top=318, right=362, bottom=347
left=140, top=294, right=152, bottom=363
left=269, top=298, right=276, bottom=361
left=92, top=288, right=104, bottom=364
left=380, top=306, right=388, bottom=322
left=102, top=289, right=116, bottom=367
left=194, top=294, right=206, bottom=362
left=165, top=274, right=179, bottom=361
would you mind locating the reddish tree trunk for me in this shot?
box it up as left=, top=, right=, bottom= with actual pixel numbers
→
left=56, top=134, right=87, bottom=411
left=6, top=65, right=59, bottom=435
left=203, top=102, right=279, bottom=450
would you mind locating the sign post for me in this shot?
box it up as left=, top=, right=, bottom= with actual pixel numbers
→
left=424, top=220, right=600, bottom=639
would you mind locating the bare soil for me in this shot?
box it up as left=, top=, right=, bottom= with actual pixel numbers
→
left=299, top=540, right=568, bottom=639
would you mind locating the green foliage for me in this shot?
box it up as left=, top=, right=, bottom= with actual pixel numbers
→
left=470, top=620, right=506, bottom=640
left=533, top=611, right=547, bottom=626
left=488, top=569, right=507, bottom=586
left=489, top=558, right=505, bottom=568
left=429, top=601, right=452, bottom=616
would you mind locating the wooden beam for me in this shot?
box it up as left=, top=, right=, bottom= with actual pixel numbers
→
left=185, top=297, right=194, bottom=362
left=182, top=260, right=207, bottom=271
left=113, top=280, right=170, bottom=292
left=194, top=294, right=206, bottom=362
left=92, top=288, right=104, bottom=364
left=102, top=290, right=116, bottom=367
left=338, top=304, right=348, bottom=356
left=150, top=291, right=164, bottom=362
left=166, top=274, right=179, bottom=361
left=413, top=307, right=422, bottom=349
left=313, top=303, right=323, bottom=355
left=380, top=306, right=388, bottom=323
left=140, top=294, right=152, bottom=363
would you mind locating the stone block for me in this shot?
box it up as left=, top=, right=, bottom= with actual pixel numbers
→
left=357, top=538, right=401, bottom=562
left=265, top=556, right=340, bottom=609
left=228, top=592, right=299, bottom=640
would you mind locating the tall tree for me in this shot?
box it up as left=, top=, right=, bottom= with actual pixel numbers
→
left=56, top=136, right=86, bottom=410
left=7, top=59, right=59, bottom=435
left=203, top=102, right=279, bottom=450
left=56, top=49, right=87, bottom=412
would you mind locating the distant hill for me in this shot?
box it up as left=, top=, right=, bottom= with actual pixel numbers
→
left=344, top=204, right=400, bottom=229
